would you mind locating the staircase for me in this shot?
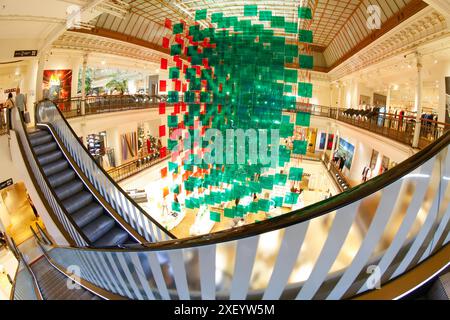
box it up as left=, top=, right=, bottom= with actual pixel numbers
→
left=30, top=256, right=102, bottom=300
left=29, top=128, right=136, bottom=247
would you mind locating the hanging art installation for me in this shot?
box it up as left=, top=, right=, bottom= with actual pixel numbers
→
left=157, top=4, right=315, bottom=223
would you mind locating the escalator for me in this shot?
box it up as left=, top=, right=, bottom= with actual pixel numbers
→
left=29, top=128, right=135, bottom=247
left=30, top=255, right=102, bottom=300
left=9, top=101, right=175, bottom=247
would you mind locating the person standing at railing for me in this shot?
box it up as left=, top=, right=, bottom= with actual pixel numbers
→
left=4, top=93, right=14, bottom=130
left=14, top=88, right=27, bottom=120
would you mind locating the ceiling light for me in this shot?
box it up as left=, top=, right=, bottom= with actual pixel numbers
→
left=434, top=59, right=438, bottom=64
left=101, top=60, right=106, bottom=65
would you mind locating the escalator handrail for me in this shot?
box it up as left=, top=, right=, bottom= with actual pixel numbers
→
left=35, top=99, right=176, bottom=241
left=11, top=106, right=90, bottom=246
left=34, top=104, right=450, bottom=252
left=38, top=122, right=148, bottom=245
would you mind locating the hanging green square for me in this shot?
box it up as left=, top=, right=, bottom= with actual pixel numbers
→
left=289, top=167, right=304, bottom=181
left=224, top=208, right=235, bottom=219
left=210, top=211, right=221, bottom=222
left=297, top=82, right=313, bottom=98
left=296, top=112, right=311, bottom=126
left=280, top=123, right=294, bottom=138
left=299, top=55, right=314, bottom=69
left=272, top=196, right=283, bottom=208
left=293, top=140, right=307, bottom=155
left=168, top=115, right=178, bottom=128
left=258, top=199, right=271, bottom=212
left=173, top=23, right=184, bottom=34
left=169, top=67, right=180, bottom=79
left=172, top=202, right=181, bottom=212
left=298, top=7, right=312, bottom=19
left=274, top=174, right=287, bottom=186
left=244, top=5, right=258, bottom=16
left=211, top=12, right=223, bottom=23
left=260, top=176, right=274, bottom=190
left=285, top=22, right=298, bottom=34
left=284, top=69, right=297, bottom=83
left=195, top=9, right=207, bottom=21
left=299, top=29, right=313, bottom=43
left=259, top=10, right=272, bottom=21
left=271, top=16, right=285, bottom=28
left=167, top=91, right=179, bottom=103
left=170, top=44, right=182, bottom=56
left=284, top=192, right=299, bottom=205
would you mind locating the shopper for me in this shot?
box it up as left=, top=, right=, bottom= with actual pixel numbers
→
left=4, top=93, right=14, bottom=130
left=27, top=194, right=39, bottom=218
left=15, top=87, right=27, bottom=120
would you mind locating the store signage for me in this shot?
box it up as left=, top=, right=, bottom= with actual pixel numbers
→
left=14, top=50, right=38, bottom=58
left=4, top=88, right=16, bottom=94
left=0, top=178, right=13, bottom=190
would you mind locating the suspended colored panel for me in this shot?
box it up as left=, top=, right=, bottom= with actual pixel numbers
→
left=164, top=18, right=172, bottom=30
left=298, top=7, right=312, bottom=19
left=284, top=192, right=299, bottom=205
left=159, top=125, right=166, bottom=137
left=284, top=85, right=293, bottom=93
left=296, top=112, right=311, bottom=126
left=271, top=16, right=285, bottom=29
left=159, top=80, right=167, bottom=92
left=224, top=208, right=235, bottom=219
left=173, top=23, right=184, bottom=34
left=172, top=202, right=181, bottom=212
left=289, top=167, right=304, bottom=181
left=259, top=10, right=272, bottom=21
left=159, top=102, right=166, bottom=115
left=272, top=196, right=283, bottom=208
left=244, top=5, right=258, bottom=17
left=211, top=12, right=223, bottom=23
left=160, top=167, right=168, bottom=178
left=274, top=173, right=287, bottom=186
left=280, top=123, right=294, bottom=138
left=195, top=9, right=207, bottom=21
left=170, top=44, right=182, bottom=56
left=168, top=115, right=178, bottom=128
left=260, top=176, right=274, bottom=190
left=258, top=199, right=271, bottom=212
left=284, top=69, right=297, bottom=83
left=167, top=91, right=179, bottom=103
left=160, top=58, right=168, bottom=70
left=293, top=140, right=307, bottom=155
left=210, top=211, right=221, bottom=222
left=299, top=29, right=313, bottom=43
left=299, top=55, right=314, bottom=69
left=162, top=37, right=170, bottom=48
left=297, top=82, right=313, bottom=98
left=285, top=22, right=298, bottom=34
left=169, top=161, right=179, bottom=172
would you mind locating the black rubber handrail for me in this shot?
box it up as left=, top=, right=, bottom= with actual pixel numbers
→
left=35, top=99, right=177, bottom=240
left=40, top=112, right=450, bottom=252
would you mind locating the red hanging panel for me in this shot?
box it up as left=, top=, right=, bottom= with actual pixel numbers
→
left=159, top=80, right=167, bottom=92
left=159, top=102, right=166, bottom=115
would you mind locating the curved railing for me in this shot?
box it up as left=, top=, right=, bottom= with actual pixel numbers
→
left=27, top=128, right=450, bottom=299
left=35, top=100, right=175, bottom=243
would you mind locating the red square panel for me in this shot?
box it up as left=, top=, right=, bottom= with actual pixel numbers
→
left=159, top=125, right=166, bottom=137
left=162, top=37, right=170, bottom=48
left=160, top=80, right=167, bottom=92
left=160, top=58, right=168, bottom=70
left=159, top=102, right=166, bottom=115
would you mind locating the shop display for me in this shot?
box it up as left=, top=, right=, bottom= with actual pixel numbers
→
left=86, top=132, right=106, bottom=166
left=121, top=132, right=138, bottom=162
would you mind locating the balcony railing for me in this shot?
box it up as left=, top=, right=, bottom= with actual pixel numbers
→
left=107, top=154, right=171, bottom=182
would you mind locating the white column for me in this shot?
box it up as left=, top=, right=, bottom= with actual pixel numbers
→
left=35, top=52, right=47, bottom=102
left=24, top=59, right=39, bottom=126
left=386, top=84, right=392, bottom=112
left=329, top=84, right=334, bottom=108
left=80, top=54, right=88, bottom=115
left=71, top=57, right=82, bottom=98
left=437, top=60, right=450, bottom=124
left=337, top=82, right=342, bottom=119
left=412, top=53, right=424, bottom=148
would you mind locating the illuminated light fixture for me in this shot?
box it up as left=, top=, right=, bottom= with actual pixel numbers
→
left=101, top=60, right=106, bottom=65
left=434, top=59, right=438, bottom=64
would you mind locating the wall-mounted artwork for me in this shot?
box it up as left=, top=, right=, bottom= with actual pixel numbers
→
left=43, top=69, right=72, bottom=101
left=336, top=139, right=355, bottom=170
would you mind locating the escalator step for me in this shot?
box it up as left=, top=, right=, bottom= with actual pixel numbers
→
left=42, top=159, right=69, bottom=176
left=34, top=142, right=58, bottom=156
left=37, top=150, right=63, bottom=166
left=29, top=130, right=48, bottom=138
left=72, top=203, right=104, bottom=228
left=54, top=180, right=84, bottom=201
left=62, top=191, right=93, bottom=214
left=93, top=228, right=130, bottom=247
left=48, top=170, right=76, bottom=188
left=82, top=216, right=116, bottom=243
left=30, top=133, right=52, bottom=147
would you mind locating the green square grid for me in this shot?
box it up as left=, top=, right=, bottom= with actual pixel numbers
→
left=169, top=67, right=180, bottom=79
left=173, top=23, right=184, bottom=34
left=244, top=5, right=258, bottom=16
left=289, top=167, right=304, bottom=181
left=170, top=44, right=182, bottom=56
left=210, top=211, right=221, bottom=222
left=195, top=9, right=207, bottom=21
left=298, top=7, right=312, bottom=19
left=296, top=112, right=311, bottom=126
left=293, top=140, right=307, bottom=155
left=284, top=192, right=299, bottom=205
left=299, top=29, right=313, bottom=43
left=299, top=55, right=314, bottom=69
left=298, top=82, right=313, bottom=98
